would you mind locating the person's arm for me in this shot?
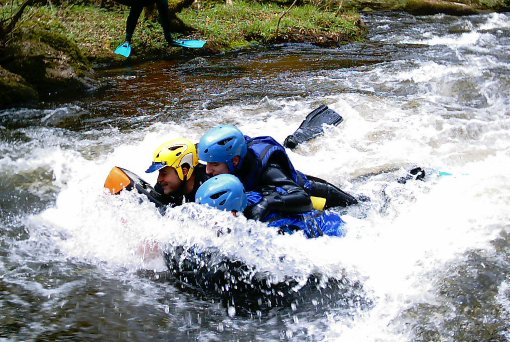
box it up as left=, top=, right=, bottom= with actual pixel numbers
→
left=245, top=163, right=313, bottom=220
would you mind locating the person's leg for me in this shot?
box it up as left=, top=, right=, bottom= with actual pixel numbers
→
left=305, top=175, right=359, bottom=208
left=126, top=4, right=144, bottom=43
left=155, top=0, right=173, bottom=44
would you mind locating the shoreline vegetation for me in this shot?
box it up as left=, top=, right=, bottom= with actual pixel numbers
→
left=0, top=0, right=509, bottom=109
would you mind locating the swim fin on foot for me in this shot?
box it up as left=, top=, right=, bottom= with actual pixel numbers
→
left=284, top=105, right=343, bottom=149
left=397, top=167, right=426, bottom=184
left=114, top=42, right=132, bottom=58
left=170, top=39, right=207, bottom=49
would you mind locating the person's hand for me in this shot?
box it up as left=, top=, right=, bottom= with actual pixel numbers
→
left=245, top=198, right=269, bottom=221
left=136, top=241, right=161, bottom=261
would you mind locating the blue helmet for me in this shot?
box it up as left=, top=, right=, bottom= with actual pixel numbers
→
left=198, top=125, right=248, bottom=172
left=195, top=174, right=248, bottom=212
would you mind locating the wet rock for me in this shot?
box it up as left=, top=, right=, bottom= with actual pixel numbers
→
left=404, top=0, right=479, bottom=15
left=0, top=26, right=96, bottom=108
left=354, top=0, right=509, bottom=14
left=0, top=66, right=39, bottom=109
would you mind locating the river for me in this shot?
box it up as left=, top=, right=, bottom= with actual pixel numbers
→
left=1, top=11, right=509, bottom=341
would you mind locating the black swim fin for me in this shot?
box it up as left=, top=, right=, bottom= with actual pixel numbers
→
left=284, top=105, right=343, bottom=149
left=397, top=167, right=426, bottom=184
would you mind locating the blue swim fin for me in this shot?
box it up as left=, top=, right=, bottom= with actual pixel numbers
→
left=171, top=39, right=207, bottom=49
left=114, top=42, right=132, bottom=58
left=438, top=170, right=453, bottom=176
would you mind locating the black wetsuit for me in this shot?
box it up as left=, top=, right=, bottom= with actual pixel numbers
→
left=241, top=136, right=358, bottom=212
left=155, top=164, right=210, bottom=208
left=304, top=174, right=358, bottom=209
left=125, top=0, right=172, bottom=44
left=236, top=151, right=313, bottom=220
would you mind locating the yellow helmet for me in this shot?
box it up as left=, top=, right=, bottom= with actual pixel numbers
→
left=145, top=138, right=198, bottom=181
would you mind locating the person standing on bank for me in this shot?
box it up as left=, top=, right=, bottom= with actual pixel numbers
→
left=114, top=0, right=176, bottom=57
left=128, top=0, right=174, bottom=45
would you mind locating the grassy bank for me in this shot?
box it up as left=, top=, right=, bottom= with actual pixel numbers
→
left=183, top=2, right=364, bottom=50
left=9, top=1, right=364, bottom=64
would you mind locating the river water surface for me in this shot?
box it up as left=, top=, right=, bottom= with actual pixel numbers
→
left=1, top=11, right=510, bottom=341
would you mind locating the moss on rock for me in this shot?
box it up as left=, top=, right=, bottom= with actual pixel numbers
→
left=26, top=25, right=92, bottom=75
left=0, top=66, right=38, bottom=109
left=1, top=25, right=95, bottom=104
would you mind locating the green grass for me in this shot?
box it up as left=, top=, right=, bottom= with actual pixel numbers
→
left=5, top=0, right=506, bottom=64
left=180, top=1, right=364, bottom=46
left=2, top=1, right=365, bottom=62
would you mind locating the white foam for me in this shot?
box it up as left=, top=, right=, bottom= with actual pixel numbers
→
left=7, top=10, right=509, bottom=339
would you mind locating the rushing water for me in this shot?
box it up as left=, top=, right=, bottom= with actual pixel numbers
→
left=1, top=11, right=510, bottom=341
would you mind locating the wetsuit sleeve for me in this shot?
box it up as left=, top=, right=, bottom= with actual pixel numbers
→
left=245, top=163, right=313, bottom=220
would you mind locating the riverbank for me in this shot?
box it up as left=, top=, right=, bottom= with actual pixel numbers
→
left=0, top=1, right=366, bottom=108
left=49, top=2, right=368, bottom=65
left=1, top=0, right=508, bottom=109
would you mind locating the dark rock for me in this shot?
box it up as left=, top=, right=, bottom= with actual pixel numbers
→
left=0, top=66, right=39, bottom=109
left=0, top=26, right=97, bottom=108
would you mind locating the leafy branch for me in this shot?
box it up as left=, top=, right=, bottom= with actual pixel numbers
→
left=0, top=0, right=47, bottom=43
left=275, top=0, right=297, bottom=38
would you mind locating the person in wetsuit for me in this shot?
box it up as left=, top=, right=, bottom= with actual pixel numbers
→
left=124, top=0, right=175, bottom=47
left=195, top=174, right=346, bottom=238
left=197, top=125, right=358, bottom=221
left=145, top=138, right=209, bottom=207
